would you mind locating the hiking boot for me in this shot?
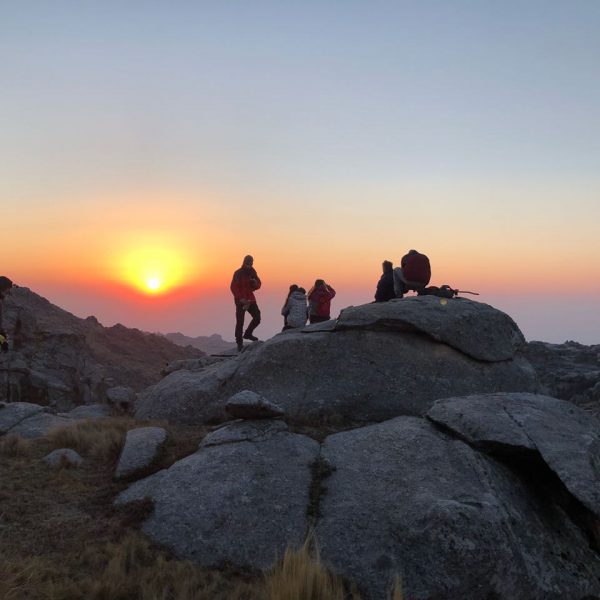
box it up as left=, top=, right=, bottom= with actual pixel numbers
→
left=237, top=341, right=244, bottom=352
left=243, top=333, right=259, bottom=342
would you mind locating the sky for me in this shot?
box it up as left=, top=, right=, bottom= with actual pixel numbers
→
left=2, top=1, right=599, bottom=343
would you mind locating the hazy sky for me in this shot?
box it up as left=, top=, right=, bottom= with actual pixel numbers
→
left=2, top=1, right=599, bottom=343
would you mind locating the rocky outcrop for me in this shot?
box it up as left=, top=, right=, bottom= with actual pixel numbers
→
left=117, top=400, right=600, bottom=599
left=0, top=287, right=203, bottom=410
left=0, top=401, right=44, bottom=434
left=115, top=420, right=319, bottom=569
left=336, top=297, right=525, bottom=361
left=114, top=427, right=168, bottom=480
left=136, top=298, right=538, bottom=426
left=427, top=392, right=600, bottom=518
left=524, top=341, right=600, bottom=417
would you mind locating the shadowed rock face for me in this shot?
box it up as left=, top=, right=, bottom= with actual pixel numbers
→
left=0, top=287, right=203, bottom=410
left=136, top=298, right=538, bottom=426
left=117, top=400, right=600, bottom=600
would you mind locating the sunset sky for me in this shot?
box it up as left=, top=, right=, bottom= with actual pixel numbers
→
left=3, top=2, right=599, bottom=343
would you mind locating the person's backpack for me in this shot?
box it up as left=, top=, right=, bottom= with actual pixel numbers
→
left=417, top=285, right=458, bottom=299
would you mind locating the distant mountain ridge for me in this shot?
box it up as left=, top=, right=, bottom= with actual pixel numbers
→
left=165, top=332, right=236, bottom=355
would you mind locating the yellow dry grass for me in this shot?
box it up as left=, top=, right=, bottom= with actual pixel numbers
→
left=47, top=417, right=134, bottom=461
left=0, top=432, right=30, bottom=458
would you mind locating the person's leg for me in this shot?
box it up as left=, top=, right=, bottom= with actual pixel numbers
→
left=235, top=302, right=245, bottom=348
left=244, top=303, right=261, bottom=339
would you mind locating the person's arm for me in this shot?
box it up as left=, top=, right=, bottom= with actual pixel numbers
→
left=326, top=285, right=336, bottom=299
left=251, top=269, right=261, bottom=291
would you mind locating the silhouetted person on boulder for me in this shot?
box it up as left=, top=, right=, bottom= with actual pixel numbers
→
left=230, top=256, right=261, bottom=351
left=282, top=286, right=308, bottom=330
left=308, top=279, right=336, bottom=324
left=375, top=260, right=395, bottom=302
left=393, top=250, right=431, bottom=297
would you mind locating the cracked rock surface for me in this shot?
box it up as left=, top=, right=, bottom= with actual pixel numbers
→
left=427, top=392, right=600, bottom=518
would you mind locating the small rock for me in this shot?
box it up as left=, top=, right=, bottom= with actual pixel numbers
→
left=43, top=448, right=83, bottom=469
left=115, top=427, right=168, bottom=479
left=225, top=390, right=285, bottom=420
left=106, top=386, right=136, bottom=412
left=59, top=404, right=112, bottom=419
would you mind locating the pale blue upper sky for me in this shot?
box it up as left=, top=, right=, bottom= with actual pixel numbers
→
left=3, top=1, right=600, bottom=196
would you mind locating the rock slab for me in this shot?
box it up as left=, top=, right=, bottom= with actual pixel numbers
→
left=316, top=417, right=600, bottom=600
left=116, top=421, right=319, bottom=569
left=225, top=390, right=284, bottom=419
left=427, top=392, right=600, bottom=518
left=115, top=426, right=168, bottom=479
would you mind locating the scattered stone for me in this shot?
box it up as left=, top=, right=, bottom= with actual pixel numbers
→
left=106, top=386, right=136, bottom=412
left=43, top=448, right=83, bottom=469
left=225, top=390, right=284, bottom=420
left=114, top=427, right=168, bottom=479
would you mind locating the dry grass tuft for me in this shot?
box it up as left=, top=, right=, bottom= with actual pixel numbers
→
left=0, top=433, right=30, bottom=458
left=264, top=536, right=347, bottom=600
left=47, top=418, right=135, bottom=461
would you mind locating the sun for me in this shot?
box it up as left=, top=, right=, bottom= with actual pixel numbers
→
left=117, top=243, right=191, bottom=295
left=145, top=277, right=162, bottom=293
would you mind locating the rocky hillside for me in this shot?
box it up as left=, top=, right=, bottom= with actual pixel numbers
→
left=0, top=287, right=203, bottom=410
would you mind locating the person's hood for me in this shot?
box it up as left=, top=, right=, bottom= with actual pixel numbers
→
left=290, top=290, right=306, bottom=300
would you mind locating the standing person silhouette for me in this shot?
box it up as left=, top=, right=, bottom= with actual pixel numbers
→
left=230, top=255, right=262, bottom=351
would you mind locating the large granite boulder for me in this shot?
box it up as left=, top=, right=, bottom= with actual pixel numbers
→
left=336, top=297, right=525, bottom=361
left=225, top=390, right=285, bottom=419
left=115, top=420, right=319, bottom=569
left=315, top=417, right=600, bottom=599
left=427, top=393, right=600, bottom=518
left=136, top=298, right=538, bottom=425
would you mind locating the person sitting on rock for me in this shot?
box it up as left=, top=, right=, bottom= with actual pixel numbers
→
left=230, top=256, right=262, bottom=351
left=393, top=250, right=431, bottom=297
left=374, top=260, right=395, bottom=302
left=281, top=286, right=308, bottom=331
left=308, top=279, right=336, bottom=324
